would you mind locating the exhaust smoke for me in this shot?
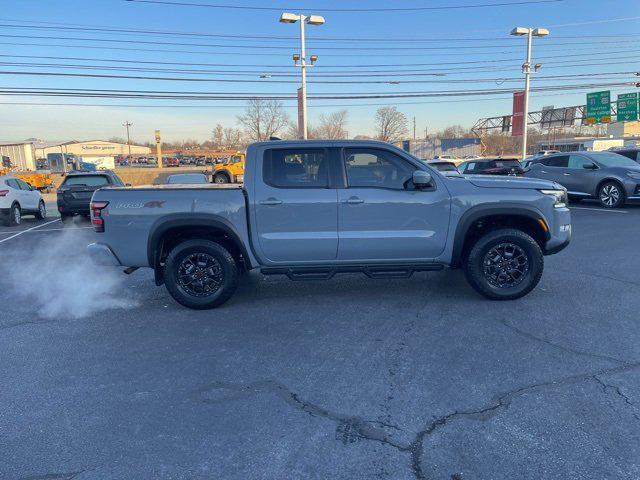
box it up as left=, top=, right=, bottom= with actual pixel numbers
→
left=1, top=223, right=136, bottom=319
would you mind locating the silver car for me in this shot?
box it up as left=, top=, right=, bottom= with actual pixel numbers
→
left=166, top=173, right=209, bottom=184
left=524, top=151, right=640, bottom=208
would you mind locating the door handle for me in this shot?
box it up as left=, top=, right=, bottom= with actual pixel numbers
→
left=540, top=170, right=548, bottom=174
left=259, top=198, right=282, bottom=206
left=343, top=197, right=364, bottom=205
left=563, top=173, right=571, bottom=176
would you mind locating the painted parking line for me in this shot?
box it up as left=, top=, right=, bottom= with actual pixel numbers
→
left=0, top=219, right=61, bottom=244
left=570, top=207, right=628, bottom=214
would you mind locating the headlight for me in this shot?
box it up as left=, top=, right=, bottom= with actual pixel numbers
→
left=539, top=189, right=567, bottom=208
left=626, top=171, right=640, bottom=179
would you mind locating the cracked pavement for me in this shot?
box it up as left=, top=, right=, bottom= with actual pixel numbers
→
left=1, top=204, right=639, bottom=479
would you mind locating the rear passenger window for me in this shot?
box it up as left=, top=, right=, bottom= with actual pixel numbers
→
left=263, top=149, right=328, bottom=188
left=6, top=179, right=19, bottom=189
left=542, top=155, right=569, bottom=167
left=344, top=148, right=414, bottom=190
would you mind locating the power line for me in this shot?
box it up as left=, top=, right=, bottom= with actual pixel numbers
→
left=4, top=33, right=635, bottom=51
left=0, top=67, right=634, bottom=85
left=3, top=19, right=639, bottom=43
left=1, top=51, right=636, bottom=72
left=124, top=0, right=565, bottom=12
left=0, top=82, right=633, bottom=100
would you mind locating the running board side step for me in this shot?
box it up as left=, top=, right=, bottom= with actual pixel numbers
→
left=260, top=264, right=444, bottom=281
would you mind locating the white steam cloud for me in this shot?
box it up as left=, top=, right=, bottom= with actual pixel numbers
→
left=2, top=223, right=136, bottom=319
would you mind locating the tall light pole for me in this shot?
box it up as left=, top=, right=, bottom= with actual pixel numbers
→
left=122, top=120, right=133, bottom=157
left=280, top=12, right=325, bottom=139
left=510, top=26, right=549, bottom=160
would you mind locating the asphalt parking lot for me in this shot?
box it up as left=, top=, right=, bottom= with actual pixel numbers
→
left=1, top=202, right=639, bottom=480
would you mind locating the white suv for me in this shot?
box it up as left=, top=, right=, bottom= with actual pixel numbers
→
left=0, top=175, right=47, bottom=226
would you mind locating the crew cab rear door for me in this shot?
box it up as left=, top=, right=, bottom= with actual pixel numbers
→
left=337, top=147, right=450, bottom=261
left=253, top=147, right=338, bottom=263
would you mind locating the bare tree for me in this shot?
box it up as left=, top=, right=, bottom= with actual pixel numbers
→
left=237, top=98, right=290, bottom=141
left=223, top=127, right=243, bottom=149
left=212, top=124, right=224, bottom=147
left=315, top=110, right=348, bottom=139
left=374, top=106, right=408, bottom=143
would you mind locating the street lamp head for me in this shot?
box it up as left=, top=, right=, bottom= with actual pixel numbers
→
left=306, top=15, right=325, bottom=25
left=292, top=53, right=300, bottom=63
left=532, top=27, right=549, bottom=37
left=510, top=27, right=529, bottom=36
left=279, top=12, right=299, bottom=23
left=309, top=54, right=318, bottom=64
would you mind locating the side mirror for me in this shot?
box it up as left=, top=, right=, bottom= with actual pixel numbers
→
left=413, top=170, right=433, bottom=188
left=583, top=162, right=597, bottom=170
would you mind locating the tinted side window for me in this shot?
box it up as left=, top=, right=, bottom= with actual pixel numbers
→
left=6, top=179, right=20, bottom=189
left=344, top=148, right=414, bottom=190
left=543, top=155, right=569, bottom=167
left=568, top=155, right=592, bottom=169
left=263, top=149, right=328, bottom=188
left=617, top=151, right=640, bottom=162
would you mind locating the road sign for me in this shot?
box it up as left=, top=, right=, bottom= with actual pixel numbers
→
left=617, top=92, right=638, bottom=122
left=586, top=90, right=611, bottom=124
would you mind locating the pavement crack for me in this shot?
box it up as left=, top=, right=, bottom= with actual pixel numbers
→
left=593, top=374, right=640, bottom=420
left=195, top=361, right=640, bottom=480
left=497, top=318, right=626, bottom=365
left=194, top=380, right=407, bottom=450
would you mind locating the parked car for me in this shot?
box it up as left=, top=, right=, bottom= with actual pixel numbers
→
left=423, top=160, right=459, bottom=173
left=57, top=171, right=125, bottom=221
left=458, top=158, right=524, bottom=176
left=609, top=148, right=640, bottom=163
left=524, top=151, right=640, bottom=208
left=88, top=140, right=571, bottom=309
left=166, top=173, right=209, bottom=184
left=0, top=175, right=47, bottom=226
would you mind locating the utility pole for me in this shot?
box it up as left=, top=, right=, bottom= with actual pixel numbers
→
left=280, top=12, right=325, bottom=140
left=122, top=120, right=133, bottom=157
left=511, top=26, right=549, bottom=160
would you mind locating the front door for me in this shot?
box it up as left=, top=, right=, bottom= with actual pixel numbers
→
left=337, top=148, right=450, bottom=262
left=564, top=154, right=599, bottom=195
left=15, top=178, right=37, bottom=210
left=253, top=147, right=338, bottom=263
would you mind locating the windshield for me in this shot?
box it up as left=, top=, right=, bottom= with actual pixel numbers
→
left=590, top=152, right=639, bottom=167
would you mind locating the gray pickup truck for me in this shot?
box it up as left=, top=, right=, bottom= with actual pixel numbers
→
left=88, top=140, right=571, bottom=309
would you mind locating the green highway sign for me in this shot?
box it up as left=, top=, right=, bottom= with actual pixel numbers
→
left=586, top=90, right=611, bottom=124
left=617, top=92, right=638, bottom=122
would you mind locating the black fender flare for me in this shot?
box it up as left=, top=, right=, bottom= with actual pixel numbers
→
left=147, top=213, right=253, bottom=270
left=450, top=203, right=550, bottom=267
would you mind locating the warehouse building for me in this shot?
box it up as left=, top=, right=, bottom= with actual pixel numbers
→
left=0, top=142, right=37, bottom=170
left=36, top=139, right=151, bottom=161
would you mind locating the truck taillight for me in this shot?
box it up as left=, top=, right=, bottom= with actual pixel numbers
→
left=0, top=190, right=8, bottom=197
left=90, top=200, right=109, bottom=232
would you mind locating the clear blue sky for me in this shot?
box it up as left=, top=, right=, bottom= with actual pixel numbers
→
left=1, top=0, right=639, bottom=142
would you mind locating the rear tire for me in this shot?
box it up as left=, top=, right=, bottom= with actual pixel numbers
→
left=464, top=228, right=543, bottom=300
left=164, top=239, right=239, bottom=309
left=4, top=203, right=21, bottom=226
left=35, top=200, right=46, bottom=220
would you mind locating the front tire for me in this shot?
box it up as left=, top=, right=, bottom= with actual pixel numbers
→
left=598, top=181, right=625, bottom=208
left=213, top=173, right=229, bottom=184
left=464, top=228, right=543, bottom=300
left=164, top=239, right=239, bottom=309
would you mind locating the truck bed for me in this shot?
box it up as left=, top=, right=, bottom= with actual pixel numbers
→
left=92, top=184, right=248, bottom=267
